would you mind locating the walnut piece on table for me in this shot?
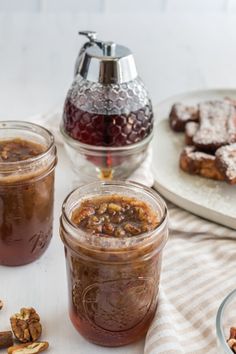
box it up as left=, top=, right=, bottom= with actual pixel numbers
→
left=8, top=341, right=49, bottom=354
left=10, top=308, right=42, bottom=343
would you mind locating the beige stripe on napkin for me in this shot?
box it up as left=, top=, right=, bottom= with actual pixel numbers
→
left=145, top=203, right=236, bottom=354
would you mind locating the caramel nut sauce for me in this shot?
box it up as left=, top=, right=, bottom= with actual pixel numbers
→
left=0, top=138, right=46, bottom=162
left=71, top=195, right=159, bottom=238
left=0, top=138, right=55, bottom=266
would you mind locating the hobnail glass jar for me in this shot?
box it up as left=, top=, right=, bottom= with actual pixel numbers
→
left=61, top=75, right=153, bottom=182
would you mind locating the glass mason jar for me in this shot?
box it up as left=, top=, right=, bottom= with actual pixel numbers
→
left=60, top=181, right=168, bottom=347
left=0, top=121, right=57, bottom=266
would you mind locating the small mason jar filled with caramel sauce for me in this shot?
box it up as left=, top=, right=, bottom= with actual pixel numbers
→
left=0, top=121, right=57, bottom=266
left=60, top=181, right=168, bottom=347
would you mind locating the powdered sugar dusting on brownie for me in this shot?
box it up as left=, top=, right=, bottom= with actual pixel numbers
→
left=169, top=103, right=199, bottom=132
left=228, top=110, right=236, bottom=143
left=193, top=101, right=236, bottom=151
left=225, top=97, right=236, bottom=108
left=216, top=143, right=236, bottom=182
left=175, top=103, right=198, bottom=122
left=185, top=122, right=199, bottom=138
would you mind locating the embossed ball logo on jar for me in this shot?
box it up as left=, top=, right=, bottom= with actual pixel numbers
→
left=82, top=277, right=155, bottom=332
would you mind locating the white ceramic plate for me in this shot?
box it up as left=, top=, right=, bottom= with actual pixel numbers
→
left=152, top=88, right=236, bottom=230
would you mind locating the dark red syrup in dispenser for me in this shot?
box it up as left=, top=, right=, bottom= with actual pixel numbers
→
left=63, top=98, right=153, bottom=177
left=63, top=98, right=153, bottom=147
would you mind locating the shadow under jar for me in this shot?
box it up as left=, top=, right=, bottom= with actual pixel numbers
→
left=60, top=181, right=168, bottom=347
left=0, top=121, right=57, bottom=266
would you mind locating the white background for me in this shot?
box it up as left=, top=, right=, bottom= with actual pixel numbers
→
left=1, top=10, right=236, bottom=119
left=1, top=0, right=236, bottom=119
left=1, top=0, right=236, bottom=13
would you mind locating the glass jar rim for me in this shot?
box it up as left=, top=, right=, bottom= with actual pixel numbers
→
left=216, top=288, right=236, bottom=354
left=60, top=123, right=153, bottom=154
left=0, top=120, right=55, bottom=170
left=61, top=180, right=168, bottom=252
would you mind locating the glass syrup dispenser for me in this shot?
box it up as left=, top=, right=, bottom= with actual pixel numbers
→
left=61, top=30, right=154, bottom=181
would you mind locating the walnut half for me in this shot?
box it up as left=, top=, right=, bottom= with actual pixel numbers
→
left=228, top=338, right=236, bottom=353
left=10, top=308, right=42, bottom=343
left=227, top=327, right=236, bottom=353
left=8, top=341, right=49, bottom=354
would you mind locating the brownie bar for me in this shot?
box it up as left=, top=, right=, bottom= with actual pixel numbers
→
left=169, top=103, right=199, bottom=132
left=215, top=143, right=236, bottom=184
left=193, top=100, right=236, bottom=153
left=180, top=146, right=225, bottom=181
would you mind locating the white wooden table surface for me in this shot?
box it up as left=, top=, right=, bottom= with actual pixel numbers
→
left=0, top=12, right=236, bottom=354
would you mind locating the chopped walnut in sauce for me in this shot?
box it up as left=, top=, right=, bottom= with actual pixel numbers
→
left=71, top=195, right=159, bottom=238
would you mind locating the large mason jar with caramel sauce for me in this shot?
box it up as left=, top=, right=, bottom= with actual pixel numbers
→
left=60, top=181, right=168, bottom=347
left=0, top=121, right=57, bottom=266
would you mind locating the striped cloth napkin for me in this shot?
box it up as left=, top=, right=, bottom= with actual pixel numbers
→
left=145, top=202, right=236, bottom=354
